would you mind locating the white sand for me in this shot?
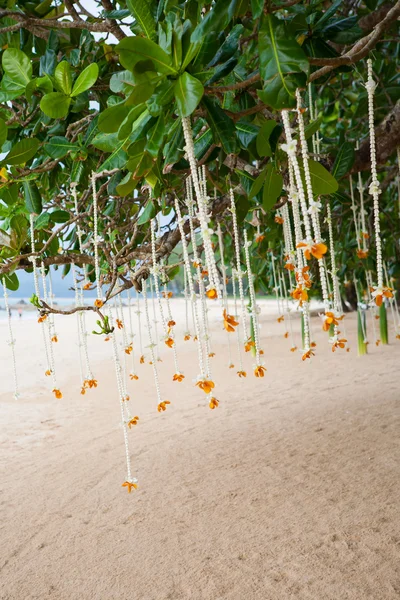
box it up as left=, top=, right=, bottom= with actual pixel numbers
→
left=1, top=300, right=400, bottom=599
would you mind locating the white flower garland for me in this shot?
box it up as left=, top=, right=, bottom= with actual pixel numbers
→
left=230, top=188, right=249, bottom=343
left=243, top=229, right=263, bottom=373
left=2, top=278, right=19, bottom=399
left=217, top=222, right=234, bottom=368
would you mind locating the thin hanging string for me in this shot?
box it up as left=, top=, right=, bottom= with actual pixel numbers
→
left=72, top=264, right=86, bottom=390
left=187, top=193, right=213, bottom=365
left=357, top=172, right=368, bottom=253
left=90, top=171, right=103, bottom=303
left=230, top=188, right=249, bottom=343
left=183, top=267, right=191, bottom=339
left=217, top=223, right=234, bottom=368
left=231, top=268, right=245, bottom=374
left=162, top=276, right=183, bottom=378
left=29, top=213, right=52, bottom=380
left=243, top=229, right=263, bottom=372
left=135, top=287, right=145, bottom=363
left=175, top=198, right=206, bottom=380
left=280, top=270, right=297, bottom=351
left=353, top=274, right=368, bottom=344
left=2, top=278, right=19, bottom=399
left=126, top=288, right=138, bottom=379
left=383, top=261, right=399, bottom=336
left=149, top=276, right=160, bottom=362
left=349, top=174, right=361, bottom=251
left=40, top=261, right=59, bottom=392
left=114, top=294, right=129, bottom=394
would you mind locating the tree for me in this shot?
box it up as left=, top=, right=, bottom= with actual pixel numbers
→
left=0, top=0, right=399, bottom=320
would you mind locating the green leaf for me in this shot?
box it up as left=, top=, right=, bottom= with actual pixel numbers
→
left=146, top=114, right=165, bottom=157
left=23, top=180, right=42, bottom=214
left=191, top=0, right=238, bottom=43
left=40, top=92, right=71, bottom=118
left=50, top=210, right=70, bottom=223
left=298, top=159, right=339, bottom=196
left=125, top=77, right=158, bottom=106
left=116, top=172, right=135, bottom=196
left=204, top=57, right=238, bottom=86
left=71, top=63, right=99, bottom=97
left=250, top=0, right=263, bottom=19
left=208, top=24, right=244, bottom=67
left=175, top=72, right=204, bottom=118
left=249, top=166, right=267, bottom=199
left=3, top=138, right=39, bottom=166
left=34, top=212, right=51, bottom=230
left=126, top=0, right=155, bottom=39
left=2, top=49, right=32, bottom=87
left=44, top=136, right=80, bottom=159
left=258, top=14, right=309, bottom=109
left=256, top=120, right=276, bottom=157
left=0, top=117, right=8, bottom=148
left=147, top=80, right=175, bottom=116
left=236, top=121, right=260, bottom=149
left=117, top=37, right=177, bottom=76
left=137, top=199, right=156, bottom=224
left=332, top=141, right=355, bottom=179
left=110, top=70, right=136, bottom=95
left=202, top=96, right=237, bottom=154
left=98, top=104, right=131, bottom=134
left=54, top=61, right=72, bottom=95
left=2, top=272, right=19, bottom=291
left=262, top=163, right=283, bottom=210
left=304, top=114, right=323, bottom=140
left=92, top=132, right=120, bottom=152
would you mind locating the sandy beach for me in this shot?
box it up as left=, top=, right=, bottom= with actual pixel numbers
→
left=1, top=300, right=400, bottom=599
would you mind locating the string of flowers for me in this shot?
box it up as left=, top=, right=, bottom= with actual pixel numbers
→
left=280, top=270, right=297, bottom=352
left=271, top=253, right=284, bottom=324
left=90, top=171, right=103, bottom=309
left=115, top=294, right=130, bottom=391
left=325, top=203, right=347, bottom=352
left=186, top=184, right=214, bottom=364
left=365, top=59, right=393, bottom=308
left=295, top=90, right=330, bottom=318
left=149, top=276, right=161, bottom=363
left=162, top=277, right=184, bottom=382
left=357, top=172, right=369, bottom=258
left=107, top=305, right=138, bottom=493
left=142, top=278, right=170, bottom=412
left=175, top=199, right=217, bottom=407
left=182, top=118, right=219, bottom=299
left=280, top=131, right=312, bottom=359
left=183, top=267, right=192, bottom=341
left=126, top=288, right=138, bottom=380
left=231, top=268, right=246, bottom=377
left=40, top=260, right=61, bottom=399
left=2, top=278, right=19, bottom=399
left=230, top=188, right=249, bottom=347
left=72, top=264, right=86, bottom=392
left=243, top=229, right=265, bottom=378
left=217, top=223, right=235, bottom=369
left=29, top=214, right=53, bottom=379
left=135, top=287, right=145, bottom=365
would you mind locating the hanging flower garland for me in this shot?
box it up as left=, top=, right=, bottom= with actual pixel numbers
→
left=90, top=172, right=104, bottom=310
left=126, top=288, right=138, bottom=380
left=217, top=222, right=235, bottom=369
left=365, top=60, right=393, bottom=308
left=243, top=229, right=265, bottom=378
left=230, top=188, right=250, bottom=350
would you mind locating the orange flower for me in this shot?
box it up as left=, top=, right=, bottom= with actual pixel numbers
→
left=361, top=231, right=369, bottom=239
left=223, top=309, right=239, bottom=332
left=122, top=395, right=130, bottom=402
left=290, top=346, right=297, bottom=352
left=122, top=480, right=138, bottom=493
left=291, top=285, right=308, bottom=306
left=284, top=332, right=289, bottom=339
left=125, top=345, right=133, bottom=355
left=296, top=240, right=328, bottom=260
left=302, top=349, right=315, bottom=361
left=162, top=291, right=173, bottom=299
left=237, top=370, right=247, bottom=378
left=94, top=299, right=103, bottom=308
left=140, top=355, right=145, bottom=364
left=311, top=341, right=317, bottom=348
left=184, top=334, right=191, bottom=341
left=260, top=349, right=264, bottom=355
left=173, top=372, right=185, bottom=382
left=196, top=379, right=215, bottom=394
left=322, top=311, right=343, bottom=332
left=128, top=416, right=139, bottom=428
left=284, top=261, right=295, bottom=271
left=45, top=369, right=52, bottom=377
left=52, top=388, right=62, bottom=399
left=254, top=365, right=266, bottom=378
left=104, top=336, right=110, bottom=342
left=193, top=335, right=198, bottom=341
left=157, top=400, right=171, bottom=412
left=209, top=397, right=219, bottom=410
left=275, top=216, right=284, bottom=224
left=346, top=347, right=350, bottom=352
left=229, top=363, right=235, bottom=369
left=167, top=320, right=176, bottom=328
left=206, top=287, right=218, bottom=299
left=193, top=261, right=201, bottom=269
left=396, top=334, right=400, bottom=340
left=51, top=335, right=58, bottom=343
left=80, top=386, right=86, bottom=395
left=201, top=269, right=209, bottom=279
left=255, top=234, right=265, bottom=243
left=376, top=339, right=381, bottom=346
left=357, top=249, right=369, bottom=259
left=88, top=379, right=97, bottom=388
left=277, top=315, right=284, bottom=323
left=331, top=336, right=347, bottom=352
left=244, top=338, right=255, bottom=352
left=83, top=282, right=92, bottom=290
left=116, top=319, right=123, bottom=329
left=208, top=352, right=215, bottom=357
left=38, top=314, right=47, bottom=323
left=375, top=315, right=380, bottom=320
left=370, top=286, right=393, bottom=307
left=130, top=373, right=139, bottom=381
left=165, top=337, right=174, bottom=348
